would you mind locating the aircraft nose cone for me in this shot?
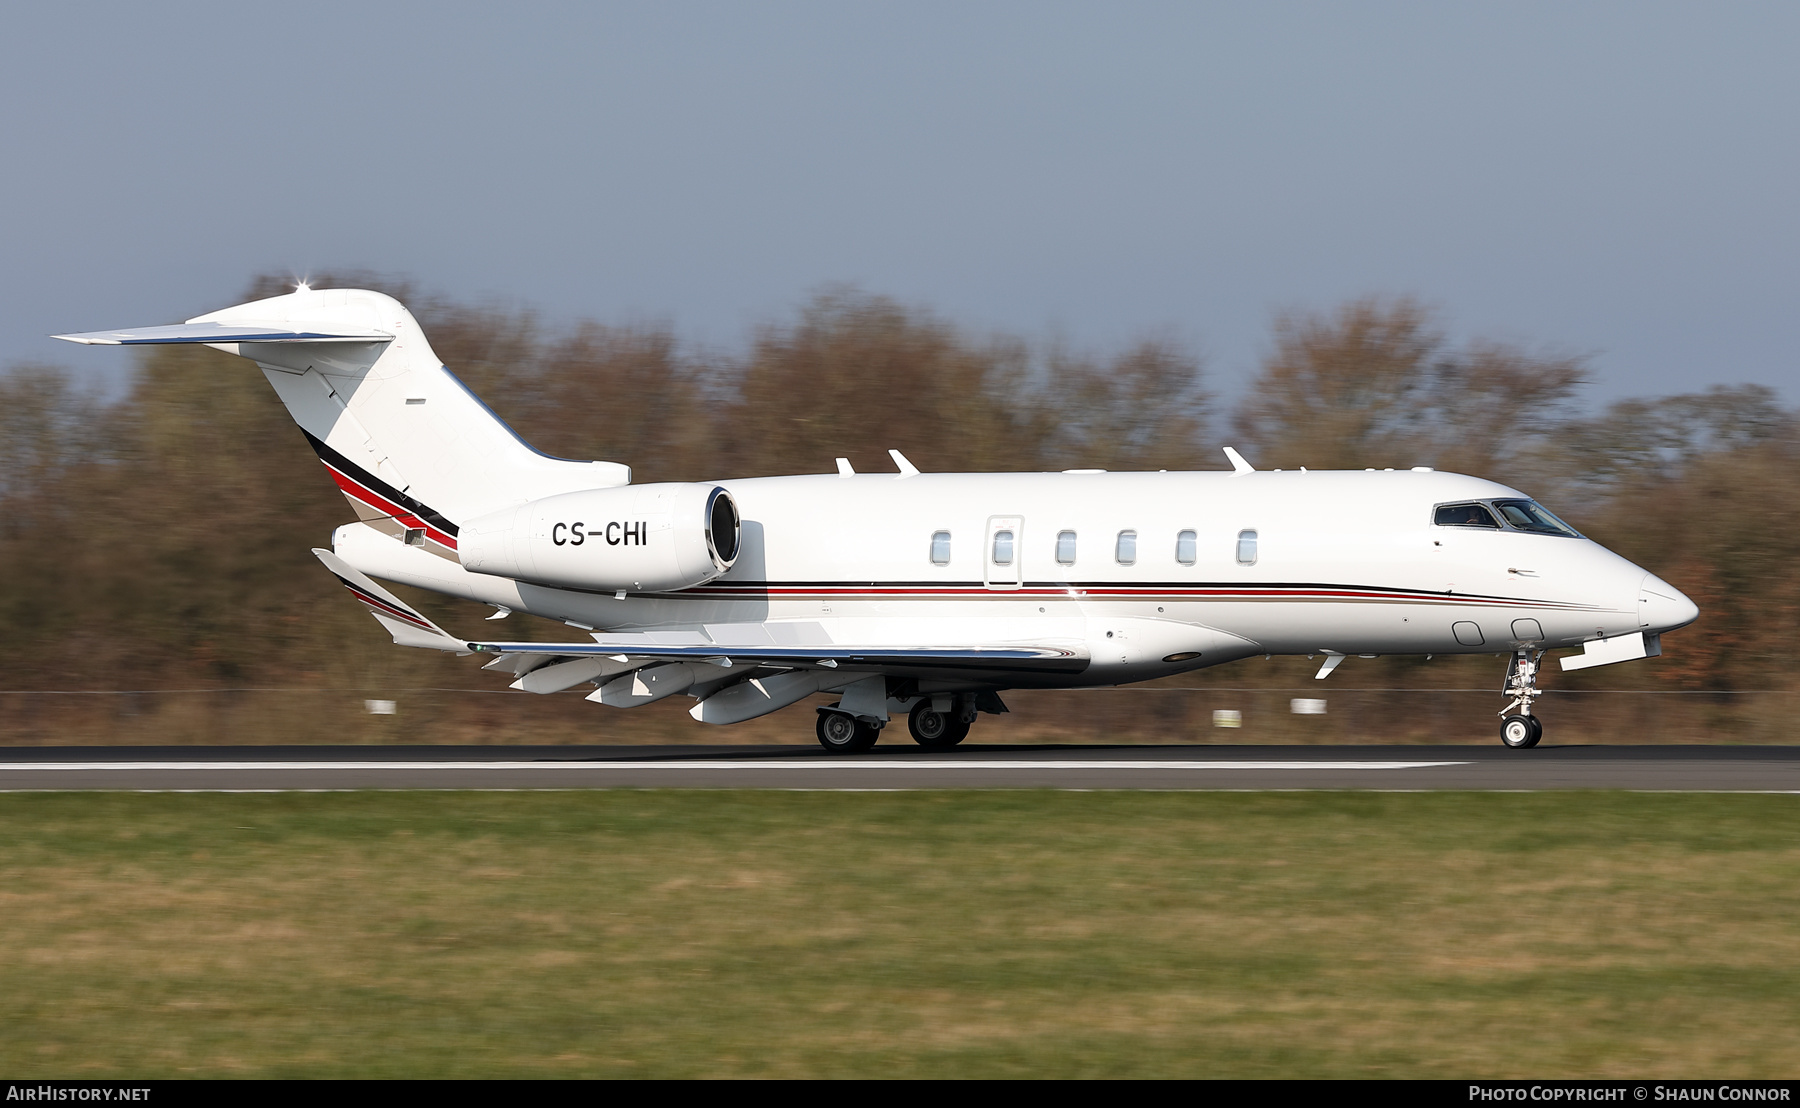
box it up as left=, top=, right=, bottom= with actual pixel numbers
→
left=1639, top=574, right=1699, bottom=632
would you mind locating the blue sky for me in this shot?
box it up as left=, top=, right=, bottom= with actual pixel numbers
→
left=4, top=2, right=1795, bottom=407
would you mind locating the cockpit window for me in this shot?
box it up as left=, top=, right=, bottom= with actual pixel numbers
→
left=1492, top=500, right=1581, bottom=537
left=1434, top=502, right=1500, bottom=529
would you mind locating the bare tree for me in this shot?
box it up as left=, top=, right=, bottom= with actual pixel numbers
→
left=1233, top=297, right=1589, bottom=488
left=1233, top=297, right=1441, bottom=471
left=715, top=289, right=1045, bottom=476
left=1038, top=339, right=1212, bottom=471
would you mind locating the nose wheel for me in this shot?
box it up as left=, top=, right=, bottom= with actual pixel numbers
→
left=1498, top=649, right=1545, bottom=748
left=1500, top=714, right=1542, bottom=749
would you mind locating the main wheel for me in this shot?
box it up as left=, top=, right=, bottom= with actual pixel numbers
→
left=1500, top=714, right=1540, bottom=749
left=817, top=708, right=880, bottom=754
left=908, top=701, right=971, bottom=749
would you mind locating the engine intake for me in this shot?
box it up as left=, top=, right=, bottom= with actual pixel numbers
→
left=459, top=484, right=739, bottom=593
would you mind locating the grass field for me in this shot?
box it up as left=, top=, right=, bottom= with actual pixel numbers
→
left=2, top=790, right=1797, bottom=1078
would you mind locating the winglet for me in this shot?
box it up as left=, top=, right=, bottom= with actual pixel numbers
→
left=888, top=449, right=920, bottom=477
left=1223, top=446, right=1254, bottom=475
left=312, top=548, right=470, bottom=653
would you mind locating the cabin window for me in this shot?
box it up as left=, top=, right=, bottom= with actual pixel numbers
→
left=1115, top=530, right=1137, bottom=565
left=1176, top=530, right=1197, bottom=565
left=1434, top=502, right=1500, bottom=529
left=930, top=530, right=951, bottom=565
left=1236, top=529, right=1258, bottom=565
left=1056, top=530, right=1077, bottom=565
left=1491, top=499, right=1581, bottom=537
left=992, top=529, right=1015, bottom=566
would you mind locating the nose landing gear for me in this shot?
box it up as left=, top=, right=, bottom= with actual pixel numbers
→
left=1499, top=649, right=1545, bottom=749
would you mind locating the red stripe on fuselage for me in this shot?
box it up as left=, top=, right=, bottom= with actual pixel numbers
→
left=682, top=583, right=1593, bottom=609
left=322, top=463, right=458, bottom=550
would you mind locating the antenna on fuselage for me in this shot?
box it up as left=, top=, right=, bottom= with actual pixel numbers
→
left=1223, top=446, right=1254, bottom=475
left=889, top=449, right=920, bottom=477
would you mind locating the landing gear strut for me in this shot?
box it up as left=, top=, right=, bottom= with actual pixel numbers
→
left=1499, top=649, right=1545, bottom=749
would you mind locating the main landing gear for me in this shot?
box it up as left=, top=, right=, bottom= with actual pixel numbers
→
left=815, top=694, right=985, bottom=754
left=1499, top=649, right=1545, bottom=749
left=907, top=699, right=972, bottom=750
left=816, top=707, right=881, bottom=754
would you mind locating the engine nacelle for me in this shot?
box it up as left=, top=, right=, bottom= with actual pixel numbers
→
left=458, top=483, right=739, bottom=593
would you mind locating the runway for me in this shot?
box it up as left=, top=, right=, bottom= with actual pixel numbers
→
left=1, top=744, right=1797, bottom=791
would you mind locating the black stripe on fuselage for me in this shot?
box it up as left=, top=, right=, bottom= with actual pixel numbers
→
left=299, top=428, right=460, bottom=538
left=679, top=580, right=1592, bottom=607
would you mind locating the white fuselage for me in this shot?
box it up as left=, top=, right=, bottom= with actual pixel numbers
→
left=340, top=465, right=1685, bottom=691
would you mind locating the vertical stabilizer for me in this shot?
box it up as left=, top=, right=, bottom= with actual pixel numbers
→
left=59, top=287, right=631, bottom=558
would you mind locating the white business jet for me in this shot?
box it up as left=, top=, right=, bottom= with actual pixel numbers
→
left=58, top=287, right=1698, bottom=751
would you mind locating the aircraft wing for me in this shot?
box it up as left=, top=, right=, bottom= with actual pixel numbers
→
left=470, top=636, right=1087, bottom=675
left=312, top=549, right=1088, bottom=677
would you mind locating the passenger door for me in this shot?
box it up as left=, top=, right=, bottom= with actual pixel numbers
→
left=985, top=515, right=1024, bottom=590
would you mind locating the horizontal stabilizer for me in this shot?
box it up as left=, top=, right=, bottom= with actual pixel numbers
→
left=53, top=322, right=392, bottom=345
left=312, top=548, right=468, bottom=653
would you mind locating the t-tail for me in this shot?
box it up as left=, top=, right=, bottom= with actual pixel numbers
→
left=55, top=287, right=631, bottom=558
